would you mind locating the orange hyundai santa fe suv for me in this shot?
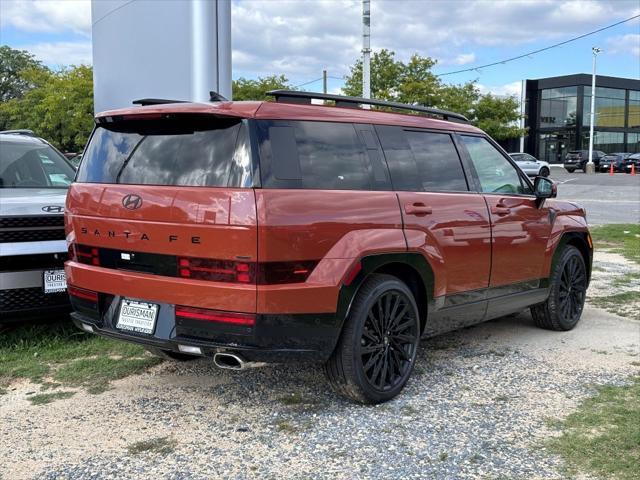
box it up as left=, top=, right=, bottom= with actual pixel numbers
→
left=66, top=90, right=592, bottom=403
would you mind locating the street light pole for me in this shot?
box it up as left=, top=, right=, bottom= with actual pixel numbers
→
left=362, top=0, right=371, bottom=107
left=586, top=47, right=602, bottom=174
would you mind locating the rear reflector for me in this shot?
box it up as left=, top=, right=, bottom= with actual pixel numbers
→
left=178, top=344, right=202, bottom=355
left=175, top=306, right=255, bottom=326
left=68, top=285, right=98, bottom=302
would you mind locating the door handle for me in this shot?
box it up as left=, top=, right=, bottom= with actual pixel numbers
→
left=491, top=206, right=511, bottom=215
left=404, top=202, right=433, bottom=215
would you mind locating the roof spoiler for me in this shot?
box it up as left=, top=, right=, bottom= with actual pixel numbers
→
left=266, top=90, right=469, bottom=123
left=132, top=91, right=228, bottom=106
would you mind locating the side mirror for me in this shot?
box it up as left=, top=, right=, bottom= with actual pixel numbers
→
left=534, top=176, right=556, bottom=207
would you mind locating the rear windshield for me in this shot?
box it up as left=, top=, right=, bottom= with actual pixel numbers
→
left=0, top=140, right=75, bottom=188
left=77, top=115, right=251, bottom=187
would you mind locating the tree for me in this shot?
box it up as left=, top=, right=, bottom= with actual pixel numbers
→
left=232, top=75, right=290, bottom=101
left=342, top=49, right=526, bottom=140
left=0, top=45, right=48, bottom=103
left=0, top=65, right=94, bottom=152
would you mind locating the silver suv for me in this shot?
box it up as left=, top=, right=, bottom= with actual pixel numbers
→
left=0, top=131, right=76, bottom=321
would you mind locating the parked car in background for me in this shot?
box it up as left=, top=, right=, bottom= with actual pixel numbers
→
left=564, top=150, right=606, bottom=173
left=508, top=153, right=550, bottom=177
left=599, top=153, right=632, bottom=173
left=0, top=130, right=75, bottom=322
left=65, top=90, right=591, bottom=404
left=623, top=153, right=640, bottom=174
left=69, top=153, right=83, bottom=169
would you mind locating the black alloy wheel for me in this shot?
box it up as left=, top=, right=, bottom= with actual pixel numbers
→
left=325, top=274, right=420, bottom=403
left=531, top=245, right=588, bottom=331
left=359, top=290, right=419, bottom=392
left=557, top=254, right=587, bottom=324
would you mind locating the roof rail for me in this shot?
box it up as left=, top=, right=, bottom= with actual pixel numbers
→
left=266, top=90, right=469, bottom=123
left=0, top=129, right=36, bottom=136
left=132, top=98, right=188, bottom=106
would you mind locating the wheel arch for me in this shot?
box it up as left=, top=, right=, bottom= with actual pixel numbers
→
left=549, top=231, right=593, bottom=286
left=335, top=253, right=434, bottom=337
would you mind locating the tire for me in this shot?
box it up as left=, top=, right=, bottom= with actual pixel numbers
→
left=565, top=168, right=575, bottom=173
left=325, top=274, right=420, bottom=404
left=539, top=167, right=550, bottom=177
left=144, top=346, right=199, bottom=361
left=531, top=245, right=587, bottom=331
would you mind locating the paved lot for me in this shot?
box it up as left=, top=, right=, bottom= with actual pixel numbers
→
left=548, top=167, right=640, bottom=225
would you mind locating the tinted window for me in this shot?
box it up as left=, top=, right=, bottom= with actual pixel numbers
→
left=0, top=141, right=75, bottom=188
left=461, top=136, right=531, bottom=195
left=375, top=125, right=419, bottom=191
left=77, top=115, right=247, bottom=187
left=404, top=131, right=468, bottom=191
left=259, top=121, right=371, bottom=190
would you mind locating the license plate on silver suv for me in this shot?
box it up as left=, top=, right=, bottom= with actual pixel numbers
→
left=43, top=269, right=67, bottom=294
left=116, top=299, right=159, bottom=335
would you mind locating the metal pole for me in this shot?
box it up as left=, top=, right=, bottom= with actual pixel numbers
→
left=362, top=0, right=371, bottom=105
left=586, top=47, right=601, bottom=174
left=519, top=79, right=525, bottom=152
left=323, top=69, right=327, bottom=94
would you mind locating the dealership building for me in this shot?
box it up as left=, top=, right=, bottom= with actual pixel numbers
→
left=523, top=74, right=640, bottom=163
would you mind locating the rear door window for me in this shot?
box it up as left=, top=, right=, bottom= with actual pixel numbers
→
left=258, top=120, right=372, bottom=190
left=376, top=126, right=468, bottom=192
left=77, top=115, right=249, bottom=187
left=460, top=136, right=532, bottom=195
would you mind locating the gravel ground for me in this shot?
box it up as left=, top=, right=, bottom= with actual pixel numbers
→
left=1, top=305, right=638, bottom=480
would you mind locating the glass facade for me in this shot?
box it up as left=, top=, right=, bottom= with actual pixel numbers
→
left=629, top=90, right=640, bottom=129
left=580, top=131, right=625, bottom=153
left=583, top=87, right=626, bottom=127
left=531, top=79, right=640, bottom=163
left=539, top=87, right=577, bottom=128
left=628, top=132, right=640, bottom=153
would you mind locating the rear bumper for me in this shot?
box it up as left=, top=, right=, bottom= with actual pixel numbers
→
left=70, top=293, right=341, bottom=363
left=1, top=286, right=69, bottom=322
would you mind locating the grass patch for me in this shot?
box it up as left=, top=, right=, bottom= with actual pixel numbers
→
left=28, top=391, right=75, bottom=406
left=54, top=356, right=161, bottom=394
left=590, top=292, right=639, bottom=319
left=0, top=321, right=160, bottom=393
left=127, top=436, right=176, bottom=455
left=590, top=224, right=640, bottom=264
left=547, top=377, right=640, bottom=480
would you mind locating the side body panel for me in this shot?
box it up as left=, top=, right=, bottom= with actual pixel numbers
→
left=255, top=189, right=405, bottom=314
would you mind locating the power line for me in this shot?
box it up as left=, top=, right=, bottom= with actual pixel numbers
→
left=436, top=14, right=640, bottom=77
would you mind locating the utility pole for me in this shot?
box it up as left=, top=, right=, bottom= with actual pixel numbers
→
left=362, top=0, right=371, bottom=105
left=586, top=47, right=602, bottom=174
left=323, top=69, right=327, bottom=94
left=519, top=79, right=526, bottom=152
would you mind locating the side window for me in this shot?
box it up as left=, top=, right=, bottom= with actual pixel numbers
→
left=260, top=121, right=371, bottom=190
left=461, top=136, right=531, bottom=195
left=404, top=131, right=468, bottom=192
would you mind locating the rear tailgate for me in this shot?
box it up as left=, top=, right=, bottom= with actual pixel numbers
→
left=65, top=113, right=258, bottom=312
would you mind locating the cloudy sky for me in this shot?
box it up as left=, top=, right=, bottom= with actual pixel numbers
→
left=0, top=0, right=638, bottom=97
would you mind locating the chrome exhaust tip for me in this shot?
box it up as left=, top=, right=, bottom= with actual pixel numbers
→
left=214, top=352, right=245, bottom=370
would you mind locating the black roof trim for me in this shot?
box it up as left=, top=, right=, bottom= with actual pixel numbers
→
left=266, top=90, right=469, bottom=123
left=132, top=98, right=188, bottom=106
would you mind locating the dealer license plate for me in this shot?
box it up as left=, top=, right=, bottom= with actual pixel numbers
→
left=43, top=269, right=67, bottom=294
left=116, top=299, right=159, bottom=335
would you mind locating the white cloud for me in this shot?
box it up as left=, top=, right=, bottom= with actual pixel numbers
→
left=477, top=81, right=523, bottom=98
left=19, top=41, right=92, bottom=66
left=0, top=0, right=91, bottom=35
left=607, top=33, right=640, bottom=57
left=452, top=53, right=476, bottom=66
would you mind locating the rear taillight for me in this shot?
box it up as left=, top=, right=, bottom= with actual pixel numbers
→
left=68, top=285, right=98, bottom=302
left=76, top=244, right=100, bottom=266
left=177, top=257, right=255, bottom=283
left=175, top=306, right=255, bottom=326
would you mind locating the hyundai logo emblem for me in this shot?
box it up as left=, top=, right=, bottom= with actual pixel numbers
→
left=122, top=194, right=143, bottom=210
left=42, top=205, right=63, bottom=213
